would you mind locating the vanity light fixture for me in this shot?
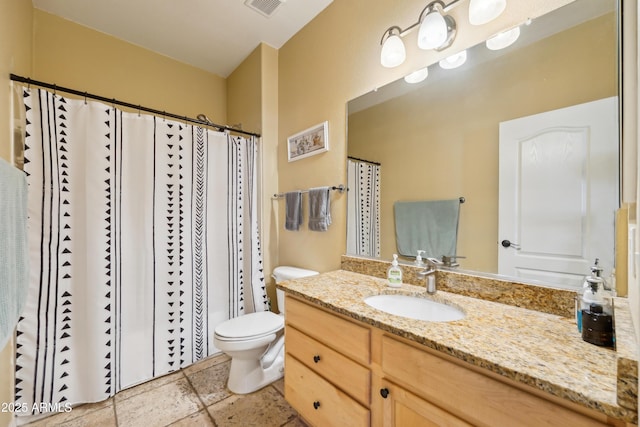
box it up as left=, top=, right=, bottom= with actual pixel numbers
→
left=417, top=3, right=456, bottom=50
left=404, top=67, right=429, bottom=84
left=468, top=0, right=507, bottom=25
left=380, top=26, right=407, bottom=68
left=439, top=49, right=467, bottom=69
left=486, top=26, right=520, bottom=50
left=379, top=0, right=458, bottom=68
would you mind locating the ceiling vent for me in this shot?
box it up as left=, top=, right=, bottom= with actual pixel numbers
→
left=244, top=0, right=285, bottom=18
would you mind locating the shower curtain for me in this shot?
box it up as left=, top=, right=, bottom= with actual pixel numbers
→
left=14, top=87, right=267, bottom=416
left=347, top=159, right=381, bottom=257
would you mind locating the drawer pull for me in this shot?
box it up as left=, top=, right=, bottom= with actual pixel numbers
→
left=380, top=388, right=389, bottom=399
left=313, top=401, right=321, bottom=410
left=313, top=355, right=321, bottom=363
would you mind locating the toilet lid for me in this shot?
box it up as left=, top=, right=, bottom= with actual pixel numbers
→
left=214, top=311, right=284, bottom=340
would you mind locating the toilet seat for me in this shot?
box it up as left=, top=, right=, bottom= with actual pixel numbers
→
left=214, top=311, right=283, bottom=341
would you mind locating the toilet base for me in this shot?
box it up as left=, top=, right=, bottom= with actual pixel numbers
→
left=227, top=351, right=284, bottom=394
left=220, top=333, right=286, bottom=394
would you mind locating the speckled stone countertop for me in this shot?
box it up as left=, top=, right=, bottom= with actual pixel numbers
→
left=277, top=270, right=638, bottom=424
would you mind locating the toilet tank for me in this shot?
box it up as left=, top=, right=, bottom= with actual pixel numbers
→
left=273, top=266, right=318, bottom=314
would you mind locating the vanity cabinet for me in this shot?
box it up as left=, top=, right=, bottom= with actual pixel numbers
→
left=284, top=295, right=621, bottom=427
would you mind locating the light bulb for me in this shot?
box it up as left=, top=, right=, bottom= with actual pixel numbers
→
left=439, top=50, right=467, bottom=69
left=404, top=67, right=429, bottom=84
left=381, top=33, right=406, bottom=68
left=486, top=26, right=520, bottom=50
left=418, top=11, right=447, bottom=50
left=469, top=0, right=507, bottom=25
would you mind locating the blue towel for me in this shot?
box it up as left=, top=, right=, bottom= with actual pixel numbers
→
left=394, top=199, right=460, bottom=259
left=285, top=191, right=302, bottom=231
left=0, top=157, right=29, bottom=350
left=308, top=187, right=332, bottom=231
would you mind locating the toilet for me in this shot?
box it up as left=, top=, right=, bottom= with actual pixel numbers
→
left=213, top=266, right=318, bottom=394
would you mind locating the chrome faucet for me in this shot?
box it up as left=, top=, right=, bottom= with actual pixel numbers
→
left=417, top=257, right=442, bottom=294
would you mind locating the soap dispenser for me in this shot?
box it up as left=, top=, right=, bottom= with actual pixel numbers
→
left=581, top=273, right=613, bottom=347
left=387, top=254, right=403, bottom=288
left=576, top=259, right=604, bottom=332
left=414, top=250, right=425, bottom=267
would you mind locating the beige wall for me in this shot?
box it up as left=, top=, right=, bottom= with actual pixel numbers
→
left=0, top=0, right=32, bottom=160
left=32, top=10, right=227, bottom=121
left=227, top=46, right=262, bottom=133
left=277, top=0, right=574, bottom=273
left=0, top=1, right=33, bottom=425
left=348, top=14, right=617, bottom=272
left=257, top=45, right=280, bottom=309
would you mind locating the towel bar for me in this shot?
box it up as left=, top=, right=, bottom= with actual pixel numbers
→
left=273, top=184, right=346, bottom=199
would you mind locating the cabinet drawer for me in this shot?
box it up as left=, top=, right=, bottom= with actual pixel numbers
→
left=381, top=336, right=607, bottom=427
left=285, top=296, right=370, bottom=365
left=286, top=325, right=370, bottom=407
left=285, top=354, right=369, bottom=427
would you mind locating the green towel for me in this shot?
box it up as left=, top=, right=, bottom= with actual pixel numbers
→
left=0, top=157, right=29, bottom=350
left=394, top=199, right=460, bottom=259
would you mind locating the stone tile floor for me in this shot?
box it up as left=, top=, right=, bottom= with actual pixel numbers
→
left=23, top=354, right=307, bottom=427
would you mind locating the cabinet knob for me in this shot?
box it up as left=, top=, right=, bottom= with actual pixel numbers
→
left=313, top=355, right=321, bottom=363
left=313, top=401, right=321, bottom=410
left=380, top=388, right=389, bottom=399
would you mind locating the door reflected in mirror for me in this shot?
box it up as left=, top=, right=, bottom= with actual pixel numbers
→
left=346, top=0, right=619, bottom=289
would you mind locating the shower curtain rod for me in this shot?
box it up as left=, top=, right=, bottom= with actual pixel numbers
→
left=9, top=73, right=261, bottom=138
left=348, top=156, right=381, bottom=166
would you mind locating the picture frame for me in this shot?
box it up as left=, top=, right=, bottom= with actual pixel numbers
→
left=287, top=121, right=329, bottom=162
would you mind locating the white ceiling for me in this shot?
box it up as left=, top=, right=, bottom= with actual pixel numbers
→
left=31, top=0, right=334, bottom=78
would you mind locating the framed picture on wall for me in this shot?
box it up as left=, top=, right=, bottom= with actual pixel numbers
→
left=287, top=121, right=329, bottom=162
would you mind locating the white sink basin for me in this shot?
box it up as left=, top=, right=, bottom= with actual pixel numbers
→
left=364, top=294, right=464, bottom=322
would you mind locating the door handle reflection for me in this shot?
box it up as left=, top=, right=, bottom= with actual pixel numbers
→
left=501, top=239, right=521, bottom=250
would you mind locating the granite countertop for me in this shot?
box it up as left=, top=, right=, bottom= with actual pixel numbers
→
left=277, top=269, right=638, bottom=424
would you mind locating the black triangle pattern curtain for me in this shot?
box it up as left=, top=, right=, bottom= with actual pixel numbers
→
left=347, top=159, right=381, bottom=257
left=14, top=87, right=267, bottom=418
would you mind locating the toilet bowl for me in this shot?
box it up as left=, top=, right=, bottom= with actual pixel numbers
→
left=213, top=266, right=318, bottom=394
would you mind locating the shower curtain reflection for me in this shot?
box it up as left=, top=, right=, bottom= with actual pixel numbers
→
left=347, top=159, right=381, bottom=257
left=14, top=87, right=267, bottom=419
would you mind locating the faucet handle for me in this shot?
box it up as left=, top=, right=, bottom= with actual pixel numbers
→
left=441, top=255, right=465, bottom=267
left=426, top=257, right=443, bottom=265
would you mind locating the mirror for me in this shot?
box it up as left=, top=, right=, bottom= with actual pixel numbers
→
left=346, top=0, right=619, bottom=289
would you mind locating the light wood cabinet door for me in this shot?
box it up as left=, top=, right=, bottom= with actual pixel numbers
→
left=381, top=335, right=609, bottom=426
left=379, top=380, right=472, bottom=427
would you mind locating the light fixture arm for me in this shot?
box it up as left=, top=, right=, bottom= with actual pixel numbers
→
left=380, top=26, right=404, bottom=45
left=381, top=0, right=462, bottom=42
left=418, top=0, right=446, bottom=22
